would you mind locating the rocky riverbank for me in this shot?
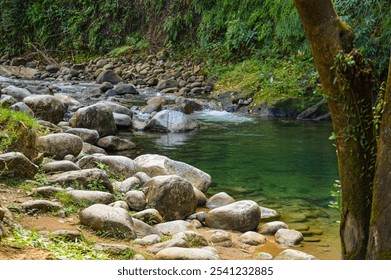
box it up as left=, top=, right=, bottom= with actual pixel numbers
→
left=0, top=52, right=337, bottom=260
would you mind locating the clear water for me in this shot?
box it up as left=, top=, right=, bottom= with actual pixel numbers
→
left=132, top=111, right=339, bottom=209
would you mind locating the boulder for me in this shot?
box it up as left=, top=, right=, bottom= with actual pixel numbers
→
left=145, top=110, right=200, bottom=132
left=96, top=70, right=123, bottom=84
left=113, top=113, right=132, bottom=127
left=205, top=200, right=261, bottom=232
left=77, top=155, right=137, bottom=178
left=259, top=206, right=281, bottom=221
left=1, top=85, right=31, bottom=101
left=134, top=234, right=161, bottom=246
left=193, top=187, right=207, bottom=207
left=209, top=230, right=233, bottom=247
left=156, top=247, right=221, bottom=260
left=47, top=168, right=113, bottom=192
left=69, top=104, right=117, bottom=137
left=65, top=128, right=100, bottom=144
left=132, top=209, right=163, bottom=225
left=258, top=221, right=289, bottom=235
left=109, top=201, right=129, bottom=211
left=96, top=101, right=133, bottom=117
left=0, top=152, right=38, bottom=179
left=144, top=175, right=197, bottom=221
left=113, top=83, right=139, bottom=95
left=157, top=79, right=179, bottom=90
left=173, top=231, right=208, bottom=247
left=82, top=143, right=107, bottom=155
left=134, top=154, right=211, bottom=192
left=154, top=221, right=196, bottom=236
left=42, top=160, right=81, bottom=173
left=275, top=229, right=303, bottom=246
left=206, top=192, right=235, bottom=209
left=132, top=218, right=162, bottom=238
left=115, top=177, right=141, bottom=193
left=274, top=249, right=317, bottom=260
left=97, top=136, right=136, bottom=151
left=125, top=190, right=146, bottom=211
left=36, top=133, right=83, bottom=160
left=79, top=204, right=136, bottom=240
left=23, top=95, right=66, bottom=123
left=21, top=200, right=62, bottom=213
left=239, top=231, right=266, bottom=246
left=10, top=102, right=34, bottom=117
left=33, top=186, right=64, bottom=198
left=68, top=190, right=115, bottom=205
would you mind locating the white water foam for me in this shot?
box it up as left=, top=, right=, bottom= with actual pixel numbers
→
left=192, top=109, right=254, bottom=123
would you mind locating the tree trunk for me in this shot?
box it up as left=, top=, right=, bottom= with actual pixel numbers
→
left=293, top=0, right=377, bottom=259
left=367, top=54, right=391, bottom=259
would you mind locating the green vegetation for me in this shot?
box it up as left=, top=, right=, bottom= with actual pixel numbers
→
left=0, top=107, right=39, bottom=153
left=3, top=227, right=136, bottom=260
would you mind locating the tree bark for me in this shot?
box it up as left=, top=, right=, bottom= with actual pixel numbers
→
left=367, top=54, right=391, bottom=259
left=293, top=0, right=376, bottom=259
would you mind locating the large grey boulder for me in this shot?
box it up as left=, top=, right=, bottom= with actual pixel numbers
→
left=23, top=95, right=66, bottom=123
left=115, top=177, right=141, bottom=193
left=68, top=190, right=115, bottom=205
left=113, top=83, right=139, bottom=95
left=65, top=128, right=100, bottom=144
left=96, top=70, right=123, bottom=84
left=125, top=190, right=146, bottom=211
left=10, top=102, right=34, bottom=117
left=47, top=168, right=113, bottom=192
left=97, top=136, right=136, bottom=151
left=77, top=155, right=137, bottom=179
left=259, top=206, right=280, bottom=221
left=96, top=101, right=133, bottom=117
left=154, top=220, right=196, bottom=235
left=156, top=247, right=221, bottom=260
left=1, top=85, right=31, bottom=101
left=275, top=229, right=303, bottom=246
left=113, top=113, right=132, bottom=127
left=132, top=218, right=162, bottom=238
left=42, top=160, right=81, bottom=174
left=144, top=175, right=197, bottom=221
left=205, top=200, right=261, bottom=232
left=36, top=133, right=83, bottom=160
left=69, top=104, right=117, bottom=137
left=145, top=110, right=200, bottom=132
left=206, top=192, right=235, bottom=209
left=79, top=204, right=136, bottom=240
left=134, top=154, right=211, bottom=192
left=274, top=249, right=317, bottom=260
left=0, top=152, right=38, bottom=179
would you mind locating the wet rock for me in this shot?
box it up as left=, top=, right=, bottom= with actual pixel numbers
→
left=97, top=136, right=136, bottom=151
left=157, top=247, right=221, bottom=260
left=206, top=192, right=235, bottom=209
left=144, top=175, right=197, bottom=221
left=113, top=113, right=132, bottom=127
left=68, top=190, right=115, bottom=205
left=65, top=128, right=100, bottom=144
left=100, top=82, right=114, bottom=93
left=42, top=160, right=81, bottom=173
left=154, top=220, right=195, bottom=236
left=21, top=200, right=62, bottom=213
left=47, top=168, right=113, bottom=192
left=79, top=204, right=136, bottom=240
left=125, top=190, right=146, bottom=211
left=77, top=155, right=137, bottom=178
left=1, top=85, right=31, bottom=101
left=113, top=83, right=139, bottom=95
left=205, top=200, right=261, bottom=232
left=134, top=154, right=211, bottom=192
left=0, top=152, right=38, bottom=179
left=132, top=209, right=163, bottom=225
left=275, top=229, right=303, bottom=246
left=259, top=206, right=281, bottom=221
left=239, top=231, right=266, bottom=246
left=23, top=95, right=66, bottom=123
left=209, top=230, right=233, bottom=247
left=69, top=104, right=117, bottom=137
left=96, top=70, right=123, bottom=84
left=37, top=133, right=83, bottom=160
left=258, top=221, right=289, bottom=235
left=145, top=110, right=200, bottom=132
left=274, top=249, right=317, bottom=260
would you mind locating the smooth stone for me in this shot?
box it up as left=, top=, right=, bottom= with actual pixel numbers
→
left=131, top=209, right=163, bottom=225
left=259, top=206, right=281, bottom=221
left=274, top=249, right=317, bottom=260
left=33, top=186, right=64, bottom=198
left=115, top=177, right=141, bottom=193
left=173, top=230, right=208, bottom=247
left=109, top=201, right=129, bottom=211
left=23, top=95, right=66, bottom=123
left=96, top=70, right=123, bottom=84
left=0, top=152, right=38, bottom=179
left=113, top=113, right=132, bottom=127
left=96, top=101, right=133, bottom=117
left=133, top=234, right=161, bottom=246
left=125, top=190, right=146, bottom=211
left=21, top=200, right=62, bottom=213
left=132, top=218, right=162, bottom=238
left=209, top=230, right=233, bottom=247
left=254, top=252, right=273, bottom=260
left=148, top=238, right=188, bottom=254
left=1, top=85, right=31, bottom=101
left=206, top=192, right=235, bottom=209
left=205, top=200, right=261, bottom=232
left=65, top=128, right=100, bottom=144
left=258, top=221, right=289, bottom=235
left=113, top=83, right=138, bottom=95
left=36, top=133, right=83, bottom=160
left=82, top=143, right=107, bottom=155
left=97, top=136, right=136, bottom=151
left=77, top=155, right=137, bottom=178
left=154, top=221, right=196, bottom=236
left=193, top=187, right=207, bottom=207
left=239, top=231, right=266, bottom=246
left=145, top=109, right=200, bottom=132
left=156, top=247, right=221, bottom=260
left=79, top=204, right=136, bottom=240
left=10, top=102, right=34, bottom=117
left=68, top=190, right=115, bottom=205
left=275, top=229, right=304, bottom=246
left=42, top=160, right=81, bottom=173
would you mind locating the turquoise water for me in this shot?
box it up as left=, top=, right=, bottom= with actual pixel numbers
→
left=131, top=111, right=339, bottom=211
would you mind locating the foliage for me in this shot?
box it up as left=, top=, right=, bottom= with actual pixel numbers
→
left=0, top=107, right=39, bottom=153
left=329, top=179, right=342, bottom=210
left=3, top=227, right=136, bottom=260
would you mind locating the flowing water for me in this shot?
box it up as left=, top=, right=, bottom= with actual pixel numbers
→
left=131, top=110, right=342, bottom=259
